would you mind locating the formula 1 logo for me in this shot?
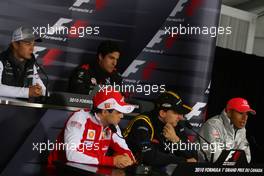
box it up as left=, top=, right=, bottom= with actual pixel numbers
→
left=69, top=0, right=108, bottom=12
left=34, top=46, right=63, bottom=66
left=144, top=30, right=178, bottom=52
left=144, top=0, right=203, bottom=52
left=38, top=18, right=73, bottom=42
left=146, top=30, right=166, bottom=48
left=185, top=102, right=207, bottom=120
left=34, top=46, right=47, bottom=59
left=169, top=0, right=203, bottom=18
left=34, top=18, right=99, bottom=42
left=122, top=60, right=146, bottom=77
left=144, top=30, right=169, bottom=53
left=73, top=0, right=92, bottom=7
left=145, top=0, right=186, bottom=50
left=47, top=18, right=73, bottom=35
left=225, top=151, right=241, bottom=162
left=223, top=150, right=241, bottom=166
left=69, top=0, right=95, bottom=13
left=34, top=46, right=63, bottom=67
left=169, top=0, right=188, bottom=17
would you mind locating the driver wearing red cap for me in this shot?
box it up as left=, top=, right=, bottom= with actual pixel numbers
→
left=198, top=97, right=256, bottom=163
left=64, top=88, right=135, bottom=168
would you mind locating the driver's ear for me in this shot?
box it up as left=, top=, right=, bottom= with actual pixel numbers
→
left=226, top=109, right=232, bottom=118
left=12, top=42, right=19, bottom=50
left=98, top=53, right=103, bottom=62
left=159, top=110, right=166, bottom=118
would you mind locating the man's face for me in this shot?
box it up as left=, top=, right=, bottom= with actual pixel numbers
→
left=98, top=51, right=120, bottom=73
left=159, top=109, right=184, bottom=127
left=227, top=110, right=248, bottom=129
left=105, top=109, right=124, bottom=126
left=12, top=40, right=35, bottom=60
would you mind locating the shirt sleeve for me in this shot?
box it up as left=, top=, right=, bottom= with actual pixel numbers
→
left=110, top=125, right=135, bottom=162
left=198, top=121, right=223, bottom=162
left=0, top=61, right=29, bottom=98
left=64, top=110, right=114, bottom=166
left=237, top=129, right=251, bottom=163
left=64, top=110, right=100, bottom=165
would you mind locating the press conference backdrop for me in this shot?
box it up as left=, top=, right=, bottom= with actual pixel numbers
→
left=0, top=0, right=221, bottom=127
left=0, top=0, right=184, bottom=91
left=123, top=0, right=221, bottom=139
left=0, top=0, right=221, bottom=175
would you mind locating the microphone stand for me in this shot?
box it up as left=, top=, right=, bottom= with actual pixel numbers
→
left=182, top=119, right=214, bottom=163
left=108, top=124, right=151, bottom=175
left=32, top=55, right=49, bottom=103
left=132, top=147, right=152, bottom=175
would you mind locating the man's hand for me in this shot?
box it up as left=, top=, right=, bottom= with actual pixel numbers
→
left=113, top=154, right=134, bottom=168
left=163, top=123, right=180, bottom=143
left=29, top=83, right=43, bottom=97
left=186, top=157, right=197, bottom=163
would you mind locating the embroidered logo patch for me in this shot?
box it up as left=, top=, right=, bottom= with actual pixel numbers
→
left=87, top=129, right=96, bottom=140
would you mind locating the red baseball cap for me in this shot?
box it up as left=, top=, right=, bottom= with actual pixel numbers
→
left=93, top=89, right=135, bottom=114
left=226, top=97, right=256, bottom=115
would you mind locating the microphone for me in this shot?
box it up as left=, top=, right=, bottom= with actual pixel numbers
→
left=128, top=145, right=152, bottom=175
left=181, top=119, right=211, bottom=145
left=108, top=124, right=125, bottom=139
left=108, top=124, right=151, bottom=174
left=181, top=118, right=214, bottom=162
left=108, top=124, right=117, bottom=133
left=32, top=54, right=49, bottom=102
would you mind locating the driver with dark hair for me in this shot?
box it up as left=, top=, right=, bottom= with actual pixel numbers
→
left=63, top=88, right=135, bottom=168
left=69, top=40, right=122, bottom=94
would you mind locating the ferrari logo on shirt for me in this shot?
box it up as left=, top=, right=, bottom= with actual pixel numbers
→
left=102, top=129, right=111, bottom=139
left=87, top=129, right=96, bottom=140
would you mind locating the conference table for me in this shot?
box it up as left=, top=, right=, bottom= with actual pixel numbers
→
left=0, top=93, right=139, bottom=175
left=53, top=161, right=264, bottom=176
left=0, top=95, right=263, bottom=176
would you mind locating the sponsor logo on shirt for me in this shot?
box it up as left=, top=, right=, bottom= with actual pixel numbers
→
left=91, top=77, right=97, bottom=85
left=87, top=129, right=96, bottom=140
left=102, top=129, right=111, bottom=140
left=70, top=121, right=82, bottom=129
